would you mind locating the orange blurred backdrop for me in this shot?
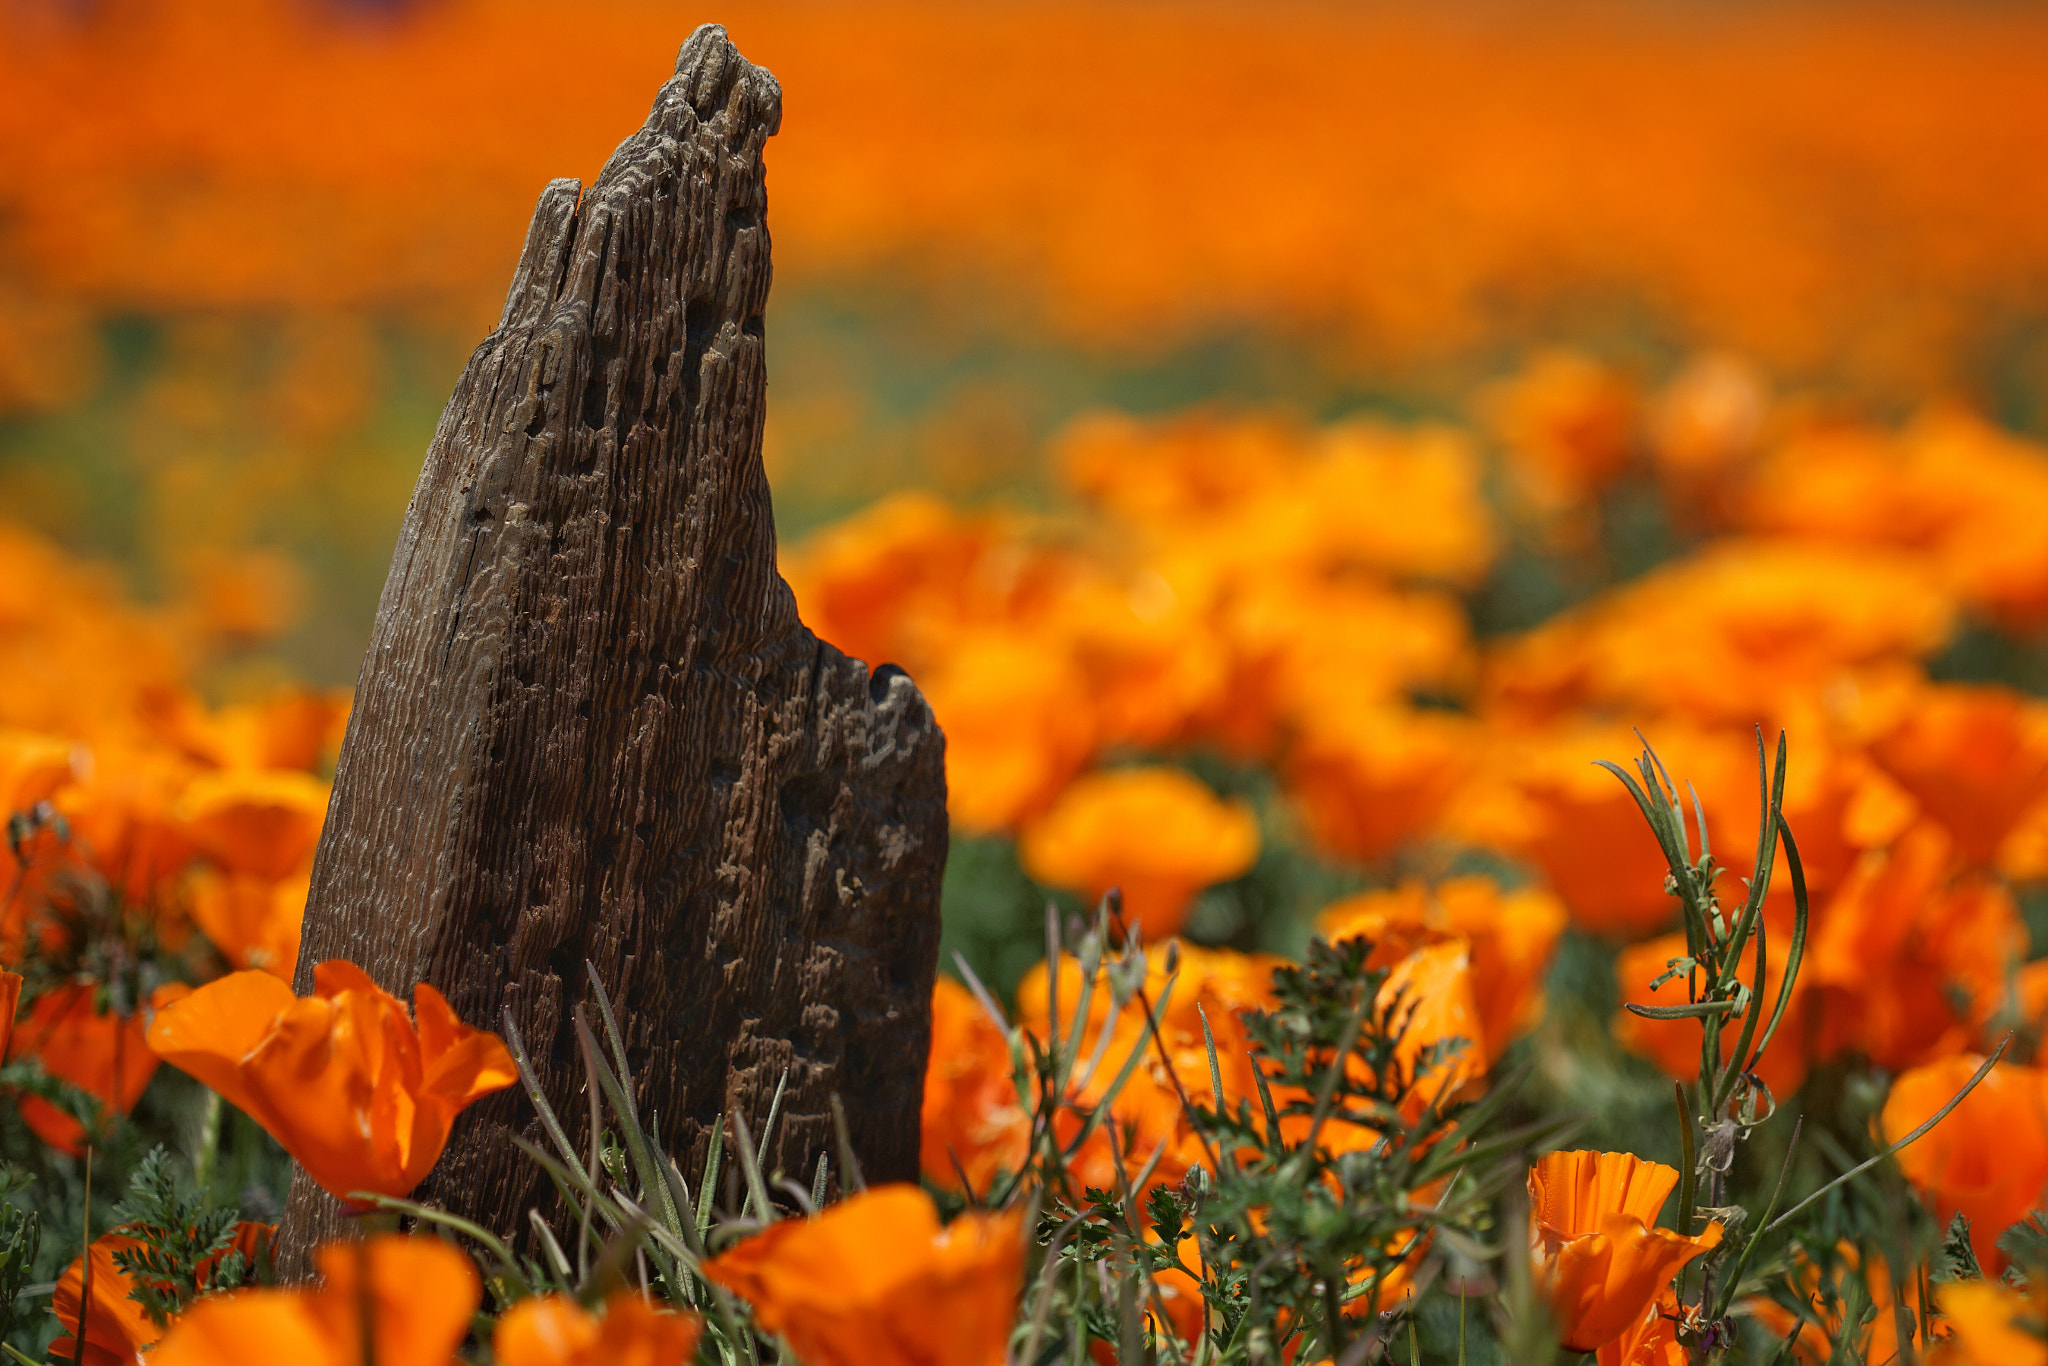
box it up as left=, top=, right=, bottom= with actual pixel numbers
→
left=3, top=0, right=2047, bottom=688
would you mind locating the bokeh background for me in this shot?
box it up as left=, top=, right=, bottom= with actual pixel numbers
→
left=10, top=0, right=2048, bottom=1162
left=8, top=1, right=2048, bottom=680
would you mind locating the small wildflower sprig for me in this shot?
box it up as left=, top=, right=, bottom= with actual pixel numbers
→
left=107, top=1147, right=266, bottom=1327
left=1600, top=728, right=1809, bottom=1344
left=1608, top=733, right=2006, bottom=1361
left=0, top=1167, right=37, bottom=1348
left=1180, top=935, right=1571, bottom=1362
left=1008, top=900, right=1572, bottom=1365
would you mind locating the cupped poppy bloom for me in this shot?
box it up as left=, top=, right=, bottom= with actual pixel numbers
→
left=1318, top=876, right=1567, bottom=1064
left=920, top=976, right=1028, bottom=1197
left=1282, top=705, right=1476, bottom=868
left=1936, top=1280, right=2048, bottom=1366
left=1211, top=576, right=1475, bottom=756
left=1867, top=683, right=2048, bottom=868
left=186, top=868, right=306, bottom=979
left=493, top=1292, right=702, bottom=1366
left=1445, top=723, right=1752, bottom=936
left=49, top=1222, right=272, bottom=1366
left=143, top=686, right=348, bottom=774
left=146, top=961, right=517, bottom=1203
left=1015, top=939, right=1282, bottom=1063
left=1528, top=1150, right=1724, bottom=1354
left=1376, top=937, right=1487, bottom=1114
left=8, top=980, right=186, bottom=1155
left=1728, top=411, right=2048, bottom=590
left=0, top=727, right=77, bottom=814
left=1804, top=822, right=2023, bottom=1071
left=1018, top=766, right=1259, bottom=938
left=51, top=745, right=199, bottom=906
left=921, top=628, right=1095, bottom=834
left=177, top=767, right=329, bottom=882
left=1054, top=570, right=1227, bottom=754
left=50, top=1232, right=161, bottom=1366
left=150, top=1235, right=479, bottom=1366
left=1054, top=410, right=1302, bottom=532
left=1878, top=1053, right=2048, bottom=1271
left=779, top=489, right=999, bottom=677
left=1486, top=542, right=1951, bottom=726
left=702, top=1183, right=1025, bottom=1366
left=1648, top=350, right=1768, bottom=482
left=1482, top=348, right=1639, bottom=516
left=1596, top=1289, right=1688, bottom=1366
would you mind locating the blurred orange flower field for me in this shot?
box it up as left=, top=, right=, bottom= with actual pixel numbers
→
left=6, top=1, right=2048, bottom=1362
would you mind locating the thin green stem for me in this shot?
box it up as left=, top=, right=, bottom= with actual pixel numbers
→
left=1766, top=1038, right=2010, bottom=1235
left=69, top=1145, right=90, bottom=1366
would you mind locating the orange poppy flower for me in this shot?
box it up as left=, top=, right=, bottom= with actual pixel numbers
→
left=49, top=1222, right=272, bottom=1366
left=1213, top=577, right=1475, bottom=757
left=1528, top=1150, right=1724, bottom=1354
left=146, top=961, right=517, bottom=1203
left=1018, top=766, right=1259, bottom=938
left=7, top=981, right=186, bottom=1156
left=1597, top=1289, right=1688, bottom=1366
left=1480, top=542, right=1951, bottom=728
left=1375, top=938, right=1487, bottom=1116
left=920, top=976, right=1028, bottom=1197
left=1244, top=938, right=1485, bottom=1158
left=1805, top=822, right=2023, bottom=1071
left=177, top=768, right=329, bottom=882
left=1020, top=934, right=1480, bottom=1182
left=150, top=1235, right=480, bottom=1366
left=702, top=1184, right=1024, bottom=1366
left=1055, top=411, right=1302, bottom=533
left=1647, top=351, right=1769, bottom=484
left=1729, top=411, right=2048, bottom=630
left=186, top=868, right=306, bottom=980
left=1317, top=877, right=1567, bottom=1063
left=1482, top=348, right=1638, bottom=524
left=1046, top=569, right=1226, bottom=755
left=44, top=743, right=198, bottom=905
left=1867, top=683, right=2048, bottom=868
left=1878, top=1054, right=2048, bottom=1271
left=1283, top=706, right=1476, bottom=868
left=1017, top=939, right=1283, bottom=1058
left=780, top=490, right=996, bottom=676
left=920, top=628, right=1095, bottom=834
left=50, top=1232, right=161, bottom=1366
left=1936, top=1280, right=2048, bottom=1366
left=140, top=686, right=348, bottom=775
left=0, top=727, right=77, bottom=814
left=493, top=1292, right=701, bottom=1366
left=1444, top=725, right=1705, bottom=936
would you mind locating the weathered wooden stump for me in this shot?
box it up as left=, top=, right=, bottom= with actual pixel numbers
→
left=276, top=24, right=947, bottom=1269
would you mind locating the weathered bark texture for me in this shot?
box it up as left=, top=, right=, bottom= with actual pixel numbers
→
left=276, top=24, right=947, bottom=1271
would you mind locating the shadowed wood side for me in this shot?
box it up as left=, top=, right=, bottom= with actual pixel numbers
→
left=275, top=23, right=947, bottom=1273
